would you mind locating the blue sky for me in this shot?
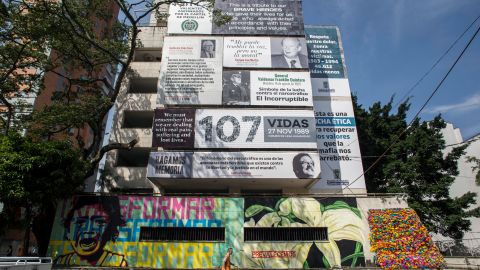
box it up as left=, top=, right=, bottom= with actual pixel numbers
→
left=302, top=0, right=480, bottom=139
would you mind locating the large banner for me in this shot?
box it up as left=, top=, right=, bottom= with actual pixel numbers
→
left=213, top=0, right=304, bottom=35
left=167, top=0, right=304, bottom=36
left=167, top=2, right=213, bottom=34
left=310, top=78, right=352, bottom=98
left=306, top=26, right=352, bottom=99
left=152, top=109, right=318, bottom=149
left=224, top=37, right=308, bottom=68
left=147, top=151, right=321, bottom=179
left=305, top=25, right=346, bottom=79
left=157, top=36, right=223, bottom=104
left=223, top=71, right=312, bottom=106
left=312, top=99, right=366, bottom=189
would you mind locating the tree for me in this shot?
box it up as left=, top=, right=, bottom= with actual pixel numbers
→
left=0, top=1, right=51, bottom=134
left=466, top=148, right=480, bottom=185
left=0, top=133, right=89, bottom=255
left=353, top=96, right=480, bottom=239
left=0, top=0, right=229, bottom=255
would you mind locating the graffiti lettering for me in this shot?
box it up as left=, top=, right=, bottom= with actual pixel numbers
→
left=119, top=197, right=215, bottom=220
left=252, top=250, right=296, bottom=258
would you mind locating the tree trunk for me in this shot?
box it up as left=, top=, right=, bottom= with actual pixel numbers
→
left=23, top=205, right=31, bottom=256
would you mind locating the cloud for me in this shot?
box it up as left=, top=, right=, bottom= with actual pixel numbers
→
left=427, top=93, right=480, bottom=114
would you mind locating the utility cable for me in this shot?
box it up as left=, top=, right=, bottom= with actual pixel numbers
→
left=394, top=14, right=480, bottom=108
left=337, top=21, right=480, bottom=193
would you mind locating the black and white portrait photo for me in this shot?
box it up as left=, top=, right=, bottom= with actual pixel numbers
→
left=200, top=39, right=216, bottom=58
left=271, top=37, right=308, bottom=68
left=222, top=71, right=250, bottom=105
left=293, top=153, right=318, bottom=179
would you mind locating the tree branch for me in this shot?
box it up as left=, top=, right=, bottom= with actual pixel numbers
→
left=90, top=138, right=139, bottom=165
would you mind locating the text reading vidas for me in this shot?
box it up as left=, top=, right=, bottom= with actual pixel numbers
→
left=266, top=119, right=310, bottom=128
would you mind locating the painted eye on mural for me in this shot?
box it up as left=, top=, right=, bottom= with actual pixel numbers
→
left=94, top=218, right=107, bottom=227
left=75, top=217, right=87, bottom=227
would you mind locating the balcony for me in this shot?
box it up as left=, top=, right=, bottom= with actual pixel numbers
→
left=137, top=25, right=167, bottom=49
left=129, top=61, right=161, bottom=78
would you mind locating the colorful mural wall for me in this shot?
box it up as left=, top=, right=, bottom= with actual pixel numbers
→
left=48, top=196, right=370, bottom=269
left=48, top=196, right=243, bottom=268
left=242, top=197, right=368, bottom=268
left=368, top=208, right=446, bottom=270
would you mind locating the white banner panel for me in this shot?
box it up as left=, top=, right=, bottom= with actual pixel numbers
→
left=312, top=99, right=366, bottom=189
left=223, top=37, right=308, bottom=68
left=223, top=37, right=271, bottom=68
left=249, top=71, right=312, bottom=106
left=167, top=3, right=213, bottom=34
left=194, top=109, right=317, bottom=149
left=158, top=36, right=223, bottom=104
left=147, top=151, right=321, bottom=179
left=311, top=78, right=352, bottom=98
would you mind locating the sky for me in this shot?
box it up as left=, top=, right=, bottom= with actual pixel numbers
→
left=302, top=0, right=480, bottom=139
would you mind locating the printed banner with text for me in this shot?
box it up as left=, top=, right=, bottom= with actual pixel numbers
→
left=167, top=2, right=213, bottom=34
left=222, top=71, right=312, bottom=106
left=152, top=108, right=318, bottom=149
left=158, top=36, right=223, bottom=105
left=311, top=99, right=366, bottom=189
left=305, top=25, right=346, bottom=79
left=224, top=37, right=308, bottom=69
left=167, top=0, right=305, bottom=36
left=147, top=151, right=321, bottom=179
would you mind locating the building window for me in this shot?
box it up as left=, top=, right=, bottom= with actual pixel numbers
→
left=115, top=148, right=150, bottom=167
left=133, top=50, right=162, bottom=62
left=139, top=227, right=225, bottom=242
left=128, top=78, right=158, bottom=94
left=122, top=111, right=153, bottom=128
left=244, top=227, right=328, bottom=242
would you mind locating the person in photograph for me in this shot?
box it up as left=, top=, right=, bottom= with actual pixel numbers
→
left=54, top=196, right=127, bottom=267
left=293, top=153, right=317, bottom=178
left=200, top=40, right=216, bottom=58
left=271, top=37, right=308, bottom=68
left=222, top=72, right=249, bottom=105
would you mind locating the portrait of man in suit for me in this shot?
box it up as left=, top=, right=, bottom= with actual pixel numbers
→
left=271, top=37, right=308, bottom=68
left=293, top=153, right=318, bottom=179
left=200, top=40, right=216, bottom=58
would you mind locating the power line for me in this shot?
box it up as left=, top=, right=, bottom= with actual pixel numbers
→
left=338, top=20, right=480, bottom=194
left=339, top=14, right=480, bottom=151
left=394, top=14, right=480, bottom=108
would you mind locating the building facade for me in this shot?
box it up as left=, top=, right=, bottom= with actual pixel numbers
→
left=47, top=1, right=447, bottom=269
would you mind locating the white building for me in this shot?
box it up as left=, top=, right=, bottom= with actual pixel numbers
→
left=438, top=123, right=480, bottom=249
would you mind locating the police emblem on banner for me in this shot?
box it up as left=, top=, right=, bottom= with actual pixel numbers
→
left=181, top=20, right=198, bottom=32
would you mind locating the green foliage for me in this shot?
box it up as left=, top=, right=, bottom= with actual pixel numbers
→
left=353, top=96, right=479, bottom=238
left=0, top=133, right=89, bottom=206
left=466, top=155, right=480, bottom=185
left=0, top=0, right=225, bottom=253
left=0, top=1, right=51, bottom=133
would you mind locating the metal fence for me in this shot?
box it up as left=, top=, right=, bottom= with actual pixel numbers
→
left=0, top=257, right=52, bottom=270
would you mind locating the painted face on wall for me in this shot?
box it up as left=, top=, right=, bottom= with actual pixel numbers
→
left=68, top=204, right=110, bottom=257
left=282, top=38, right=302, bottom=59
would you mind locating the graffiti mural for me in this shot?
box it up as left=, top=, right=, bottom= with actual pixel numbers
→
left=48, top=196, right=371, bottom=268
left=241, top=197, right=368, bottom=268
left=48, top=196, right=244, bottom=268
